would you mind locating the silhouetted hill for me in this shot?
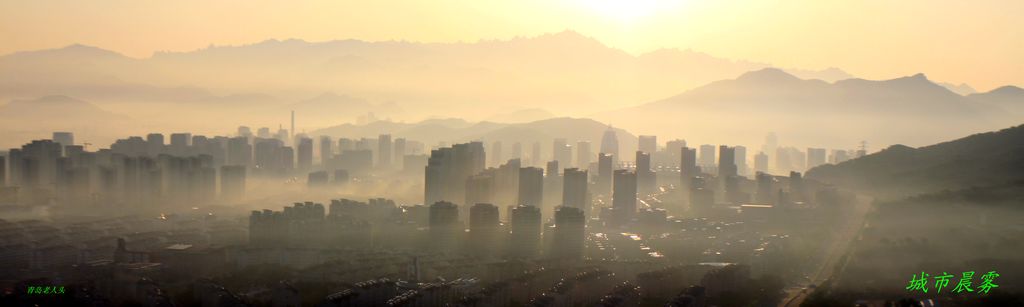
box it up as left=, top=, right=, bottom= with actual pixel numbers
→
left=967, top=85, right=1024, bottom=115
left=600, top=69, right=1016, bottom=148
left=485, top=108, right=556, bottom=123
left=806, top=124, right=1024, bottom=199
left=0, top=95, right=132, bottom=148
left=0, top=95, right=125, bottom=119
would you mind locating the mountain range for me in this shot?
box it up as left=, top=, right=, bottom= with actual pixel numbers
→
left=0, top=31, right=850, bottom=123
left=1, top=31, right=1023, bottom=150
left=0, top=95, right=132, bottom=148
left=599, top=68, right=1024, bottom=148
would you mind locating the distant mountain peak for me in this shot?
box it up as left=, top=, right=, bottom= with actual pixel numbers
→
left=938, top=82, right=977, bottom=95
left=989, top=85, right=1024, bottom=95
left=882, top=73, right=948, bottom=90
left=514, top=30, right=611, bottom=49
left=736, top=67, right=801, bottom=83
left=5, top=44, right=126, bottom=59
left=910, top=72, right=927, bottom=79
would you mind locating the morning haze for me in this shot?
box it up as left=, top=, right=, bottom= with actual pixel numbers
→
left=0, top=1, right=1022, bottom=306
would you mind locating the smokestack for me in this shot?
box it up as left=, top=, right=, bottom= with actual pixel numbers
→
left=290, top=110, right=295, bottom=140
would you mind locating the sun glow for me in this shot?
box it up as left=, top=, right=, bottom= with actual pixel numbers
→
left=576, top=0, right=686, bottom=23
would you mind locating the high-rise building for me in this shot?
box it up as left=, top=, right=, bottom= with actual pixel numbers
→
left=511, top=142, right=522, bottom=161
left=734, top=146, right=748, bottom=176
left=147, top=133, right=165, bottom=156
left=636, top=151, right=655, bottom=196
left=378, top=134, right=392, bottom=168
left=7, top=149, right=22, bottom=187
left=319, top=136, right=333, bottom=165
left=493, top=159, right=521, bottom=207
left=429, top=201, right=461, bottom=252
left=775, top=147, right=807, bottom=172
left=249, top=202, right=327, bottom=247
left=612, top=169, right=637, bottom=224
left=333, top=149, right=373, bottom=174
left=576, top=141, right=591, bottom=169
left=52, top=132, right=74, bottom=149
left=278, top=146, right=294, bottom=171
left=762, top=133, right=778, bottom=161
left=394, top=138, right=407, bottom=169
left=699, top=145, right=716, bottom=168
left=718, top=146, right=737, bottom=178
left=11, top=140, right=62, bottom=188
left=465, top=172, right=496, bottom=218
left=545, top=160, right=559, bottom=178
left=338, top=138, right=355, bottom=152
left=831, top=149, right=850, bottom=164
left=297, top=137, right=313, bottom=170
left=237, top=126, right=252, bottom=138
left=0, top=156, right=5, bottom=187
left=221, top=165, right=246, bottom=200
left=755, top=172, right=774, bottom=203
left=424, top=142, right=486, bottom=206
left=680, top=147, right=699, bottom=180
left=170, top=133, right=192, bottom=155
left=551, top=206, right=585, bottom=260
left=531, top=142, right=542, bottom=167
left=790, top=171, right=805, bottom=203
left=665, top=139, right=687, bottom=167
left=552, top=138, right=572, bottom=168
left=807, top=148, right=827, bottom=169
left=469, top=203, right=500, bottom=257
left=639, top=135, right=657, bottom=155
left=490, top=141, right=503, bottom=167
left=517, top=167, right=544, bottom=208
left=600, top=127, right=620, bottom=159
left=754, top=152, right=769, bottom=174
left=596, top=153, right=613, bottom=196
left=509, top=205, right=541, bottom=259
left=253, top=138, right=284, bottom=172
left=562, top=168, right=588, bottom=212
left=403, top=154, right=428, bottom=174
left=227, top=136, right=252, bottom=167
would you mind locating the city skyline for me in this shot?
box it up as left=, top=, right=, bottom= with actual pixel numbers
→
left=0, top=2, right=1021, bottom=306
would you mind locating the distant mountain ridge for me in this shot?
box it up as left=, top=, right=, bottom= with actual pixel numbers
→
left=598, top=68, right=1019, bottom=148
left=1, top=32, right=1021, bottom=150
left=0, top=95, right=124, bottom=119
left=0, top=31, right=860, bottom=119
left=967, top=85, right=1024, bottom=115
left=0, top=95, right=133, bottom=149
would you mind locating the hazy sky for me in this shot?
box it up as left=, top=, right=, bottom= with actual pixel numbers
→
left=2, top=0, right=1021, bottom=90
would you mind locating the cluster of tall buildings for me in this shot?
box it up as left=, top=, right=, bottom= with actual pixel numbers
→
left=0, top=126, right=439, bottom=206
left=249, top=199, right=401, bottom=248
left=1, top=133, right=248, bottom=206
left=422, top=201, right=586, bottom=260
